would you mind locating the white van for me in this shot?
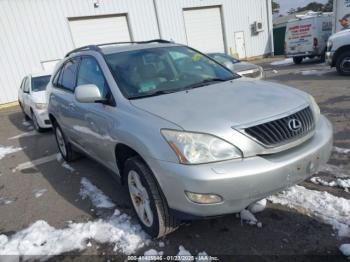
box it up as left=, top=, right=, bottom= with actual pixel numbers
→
left=285, top=12, right=333, bottom=64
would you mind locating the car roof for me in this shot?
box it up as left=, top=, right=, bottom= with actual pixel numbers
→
left=30, top=72, right=51, bottom=78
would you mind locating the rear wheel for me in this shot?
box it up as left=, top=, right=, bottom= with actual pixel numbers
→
left=293, top=57, right=303, bottom=64
left=336, top=51, right=350, bottom=76
left=53, top=123, right=77, bottom=162
left=125, top=156, right=178, bottom=238
left=20, top=103, right=30, bottom=121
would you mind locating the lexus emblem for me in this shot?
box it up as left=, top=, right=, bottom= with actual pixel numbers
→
left=288, top=119, right=302, bottom=132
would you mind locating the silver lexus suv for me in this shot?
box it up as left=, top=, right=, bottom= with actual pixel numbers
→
left=47, top=40, right=333, bottom=237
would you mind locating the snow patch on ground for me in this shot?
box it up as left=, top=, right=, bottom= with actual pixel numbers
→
left=318, top=164, right=350, bottom=178
left=334, top=146, right=350, bottom=154
left=79, top=177, right=115, bottom=209
left=0, top=145, right=22, bottom=160
left=0, top=197, right=17, bottom=205
left=270, top=58, right=293, bottom=66
left=298, top=69, right=331, bottom=76
left=310, top=177, right=350, bottom=190
left=56, top=153, right=75, bottom=172
left=239, top=209, right=262, bottom=228
left=340, top=244, right=350, bottom=256
left=33, top=189, right=48, bottom=198
left=0, top=211, right=147, bottom=259
left=268, top=185, right=350, bottom=237
left=22, top=121, right=32, bottom=127
left=8, top=131, right=38, bottom=140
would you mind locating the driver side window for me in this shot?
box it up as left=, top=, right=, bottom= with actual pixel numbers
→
left=77, top=57, right=109, bottom=98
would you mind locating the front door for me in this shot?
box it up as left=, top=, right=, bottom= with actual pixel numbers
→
left=234, top=31, right=247, bottom=59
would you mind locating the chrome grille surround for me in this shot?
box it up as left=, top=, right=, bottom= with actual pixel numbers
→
left=243, top=106, right=315, bottom=148
left=240, top=69, right=261, bottom=79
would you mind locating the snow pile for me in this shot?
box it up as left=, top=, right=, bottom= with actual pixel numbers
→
left=177, top=245, right=193, bottom=261
left=8, top=131, right=38, bottom=140
left=248, top=199, right=267, bottom=213
left=79, top=177, right=115, bottom=209
left=270, top=58, right=293, bottom=66
left=239, top=209, right=263, bottom=228
left=32, top=189, right=48, bottom=198
left=0, top=210, right=147, bottom=259
left=340, top=244, right=350, bottom=256
left=138, top=249, right=164, bottom=262
left=334, top=147, right=350, bottom=154
left=268, top=185, right=350, bottom=237
left=0, top=145, right=22, bottom=160
left=310, top=177, right=350, bottom=191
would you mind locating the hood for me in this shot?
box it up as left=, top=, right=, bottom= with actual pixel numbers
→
left=330, top=29, right=350, bottom=40
left=30, top=90, right=47, bottom=104
left=130, top=78, right=309, bottom=133
left=232, top=62, right=259, bottom=73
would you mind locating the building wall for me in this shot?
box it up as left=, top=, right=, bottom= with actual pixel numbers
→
left=0, top=0, right=273, bottom=105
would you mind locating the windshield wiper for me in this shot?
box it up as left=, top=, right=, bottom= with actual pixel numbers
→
left=184, top=78, right=232, bottom=90
left=129, top=89, right=178, bottom=100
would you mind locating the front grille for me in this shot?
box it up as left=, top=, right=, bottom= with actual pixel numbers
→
left=242, top=69, right=261, bottom=79
left=44, top=120, right=51, bottom=125
left=244, top=107, right=315, bottom=147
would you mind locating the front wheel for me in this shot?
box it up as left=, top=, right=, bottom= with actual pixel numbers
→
left=125, top=156, right=178, bottom=238
left=293, top=57, right=303, bottom=64
left=32, top=111, right=44, bottom=133
left=336, top=51, right=350, bottom=76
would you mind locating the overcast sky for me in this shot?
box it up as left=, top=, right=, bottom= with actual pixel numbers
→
left=276, top=0, right=328, bottom=14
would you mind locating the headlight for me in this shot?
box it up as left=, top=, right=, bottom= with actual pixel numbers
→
left=308, top=95, right=320, bottom=124
left=161, top=129, right=242, bottom=164
left=326, top=40, right=333, bottom=50
left=35, top=103, right=47, bottom=110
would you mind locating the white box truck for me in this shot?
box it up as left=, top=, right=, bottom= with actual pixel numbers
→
left=326, top=0, right=350, bottom=75
left=285, top=12, right=333, bottom=64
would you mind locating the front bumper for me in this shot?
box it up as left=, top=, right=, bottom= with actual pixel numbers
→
left=326, top=51, right=334, bottom=66
left=148, top=115, right=333, bottom=217
left=33, top=109, right=52, bottom=128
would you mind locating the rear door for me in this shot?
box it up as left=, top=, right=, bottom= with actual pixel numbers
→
left=51, top=58, right=80, bottom=140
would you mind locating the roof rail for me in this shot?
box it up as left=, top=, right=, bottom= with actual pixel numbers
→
left=65, top=45, right=101, bottom=57
left=97, top=39, right=173, bottom=48
left=64, top=39, right=173, bottom=57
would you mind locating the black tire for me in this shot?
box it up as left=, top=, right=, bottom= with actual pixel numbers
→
left=124, top=156, right=179, bottom=238
left=53, top=123, right=77, bottom=162
left=293, top=57, right=303, bottom=64
left=336, top=51, right=350, bottom=76
left=31, top=111, right=44, bottom=133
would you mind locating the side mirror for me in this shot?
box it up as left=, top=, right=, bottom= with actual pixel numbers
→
left=223, top=61, right=235, bottom=72
left=75, top=84, right=105, bottom=103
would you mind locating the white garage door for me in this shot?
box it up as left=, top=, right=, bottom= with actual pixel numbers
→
left=183, top=7, right=225, bottom=53
left=68, top=15, right=131, bottom=47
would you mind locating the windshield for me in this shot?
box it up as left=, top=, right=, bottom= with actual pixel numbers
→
left=31, top=75, right=51, bottom=92
left=208, top=53, right=240, bottom=65
left=104, top=46, right=238, bottom=99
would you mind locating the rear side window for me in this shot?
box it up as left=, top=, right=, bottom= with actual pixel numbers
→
left=56, top=59, right=79, bottom=92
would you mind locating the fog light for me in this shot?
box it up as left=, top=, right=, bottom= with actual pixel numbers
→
left=185, top=191, right=223, bottom=204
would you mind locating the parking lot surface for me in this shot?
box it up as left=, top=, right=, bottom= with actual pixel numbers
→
left=0, top=57, right=349, bottom=261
